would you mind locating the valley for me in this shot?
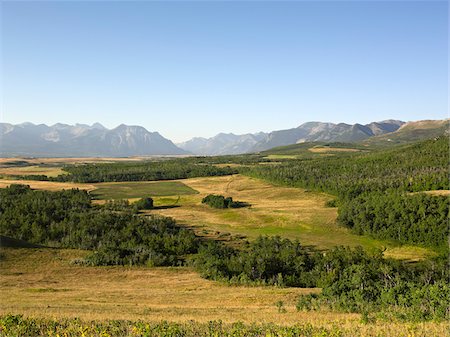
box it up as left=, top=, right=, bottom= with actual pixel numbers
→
left=0, top=133, right=448, bottom=337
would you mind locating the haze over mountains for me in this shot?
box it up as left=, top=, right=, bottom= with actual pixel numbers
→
left=178, top=120, right=405, bottom=155
left=0, top=123, right=186, bottom=157
left=0, top=119, right=446, bottom=157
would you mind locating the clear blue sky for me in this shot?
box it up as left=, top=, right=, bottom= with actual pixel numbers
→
left=1, top=1, right=448, bottom=142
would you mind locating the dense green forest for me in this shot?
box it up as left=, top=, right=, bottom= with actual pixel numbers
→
left=242, top=137, right=449, bottom=248
left=194, top=237, right=449, bottom=321
left=338, top=192, right=448, bottom=247
left=244, top=137, right=448, bottom=196
left=0, top=185, right=197, bottom=266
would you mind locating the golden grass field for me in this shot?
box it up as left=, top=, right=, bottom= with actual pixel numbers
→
left=0, top=179, right=96, bottom=192
left=0, top=173, right=434, bottom=261
left=0, top=161, right=445, bottom=336
left=149, top=175, right=434, bottom=260
left=0, top=248, right=447, bottom=337
left=0, top=165, right=66, bottom=177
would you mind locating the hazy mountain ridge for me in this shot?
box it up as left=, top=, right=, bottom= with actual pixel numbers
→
left=363, top=119, right=449, bottom=146
left=177, top=132, right=268, bottom=156
left=1, top=119, right=444, bottom=157
left=0, top=123, right=187, bottom=157
left=179, top=120, right=406, bottom=155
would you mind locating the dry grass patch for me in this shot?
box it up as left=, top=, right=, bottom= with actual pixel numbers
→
left=420, top=190, right=450, bottom=197
left=309, top=147, right=361, bottom=153
left=0, top=248, right=326, bottom=324
left=149, top=175, right=433, bottom=260
left=0, top=179, right=95, bottom=192
left=0, top=248, right=447, bottom=336
left=0, top=165, right=65, bottom=177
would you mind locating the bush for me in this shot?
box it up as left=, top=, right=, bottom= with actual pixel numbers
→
left=201, top=194, right=249, bottom=209
left=134, top=197, right=154, bottom=210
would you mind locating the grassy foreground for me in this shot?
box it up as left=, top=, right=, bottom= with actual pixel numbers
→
left=0, top=248, right=447, bottom=337
left=1, top=315, right=447, bottom=337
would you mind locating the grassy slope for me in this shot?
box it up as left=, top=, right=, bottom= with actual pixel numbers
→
left=90, top=181, right=198, bottom=200
left=261, top=142, right=370, bottom=158
left=150, top=175, right=433, bottom=260
left=259, top=120, right=448, bottom=157
left=363, top=119, right=448, bottom=146
left=0, top=179, right=96, bottom=192
left=0, top=248, right=447, bottom=336
left=0, top=165, right=65, bottom=178
left=0, top=174, right=433, bottom=260
left=0, top=248, right=318, bottom=324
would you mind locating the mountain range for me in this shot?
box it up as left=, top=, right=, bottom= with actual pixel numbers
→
left=0, top=119, right=445, bottom=157
left=177, top=120, right=405, bottom=155
left=0, top=122, right=186, bottom=157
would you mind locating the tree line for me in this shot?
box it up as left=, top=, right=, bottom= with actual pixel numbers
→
left=194, top=237, right=449, bottom=321
left=19, top=159, right=238, bottom=183
left=242, top=137, right=449, bottom=248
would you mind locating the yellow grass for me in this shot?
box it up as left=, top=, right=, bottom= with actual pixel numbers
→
left=149, top=175, right=433, bottom=260
left=0, top=248, right=321, bottom=324
left=0, top=248, right=447, bottom=336
left=0, top=179, right=95, bottom=192
left=308, top=147, right=361, bottom=153
left=0, top=165, right=65, bottom=177
left=264, top=154, right=299, bottom=159
left=421, top=190, right=450, bottom=197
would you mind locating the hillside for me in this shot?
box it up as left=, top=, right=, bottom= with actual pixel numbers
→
left=363, top=119, right=449, bottom=146
left=178, top=120, right=404, bottom=155
left=259, top=119, right=447, bottom=156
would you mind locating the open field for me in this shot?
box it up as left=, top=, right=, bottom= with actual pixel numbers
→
left=0, top=248, right=318, bottom=323
left=0, top=165, right=65, bottom=177
left=91, top=181, right=198, bottom=200
left=150, top=175, right=434, bottom=260
left=0, top=175, right=434, bottom=260
left=0, top=179, right=95, bottom=192
left=0, top=248, right=447, bottom=337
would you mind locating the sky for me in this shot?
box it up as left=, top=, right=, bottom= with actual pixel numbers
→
left=1, top=1, right=448, bottom=142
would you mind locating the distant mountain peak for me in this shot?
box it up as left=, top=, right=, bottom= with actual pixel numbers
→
left=0, top=122, right=187, bottom=157
left=91, top=122, right=106, bottom=130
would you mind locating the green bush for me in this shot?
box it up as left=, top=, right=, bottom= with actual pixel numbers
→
left=134, top=197, right=154, bottom=210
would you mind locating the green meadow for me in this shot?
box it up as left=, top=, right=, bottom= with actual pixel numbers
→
left=90, top=181, right=198, bottom=200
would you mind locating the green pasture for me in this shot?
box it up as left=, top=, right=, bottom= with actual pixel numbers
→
left=91, top=181, right=198, bottom=200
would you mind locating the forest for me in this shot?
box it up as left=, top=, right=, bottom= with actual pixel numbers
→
left=20, top=159, right=238, bottom=183
left=0, top=185, right=197, bottom=266
left=242, top=137, right=449, bottom=249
